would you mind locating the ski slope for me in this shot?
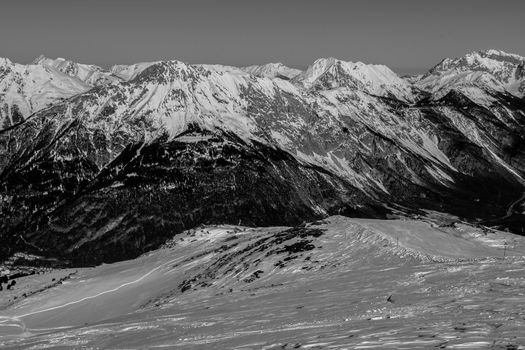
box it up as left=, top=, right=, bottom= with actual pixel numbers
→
left=1, top=217, right=525, bottom=349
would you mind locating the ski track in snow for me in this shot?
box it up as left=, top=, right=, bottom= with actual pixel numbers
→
left=18, top=255, right=186, bottom=319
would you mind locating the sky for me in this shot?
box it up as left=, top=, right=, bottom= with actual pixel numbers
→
left=1, top=0, right=524, bottom=75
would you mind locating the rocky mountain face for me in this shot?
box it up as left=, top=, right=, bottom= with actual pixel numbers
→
left=1, top=50, right=525, bottom=266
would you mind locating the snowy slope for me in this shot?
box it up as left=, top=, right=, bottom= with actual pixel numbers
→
left=2, top=217, right=525, bottom=348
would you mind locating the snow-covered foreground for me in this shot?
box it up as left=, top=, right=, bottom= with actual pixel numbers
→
left=1, top=216, right=525, bottom=349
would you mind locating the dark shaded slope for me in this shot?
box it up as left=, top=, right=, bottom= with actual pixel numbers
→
left=0, top=124, right=382, bottom=265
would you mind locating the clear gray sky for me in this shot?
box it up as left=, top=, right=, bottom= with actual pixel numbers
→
left=1, top=0, right=524, bottom=74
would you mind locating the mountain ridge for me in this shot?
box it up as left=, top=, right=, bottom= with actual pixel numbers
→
left=1, top=49, right=525, bottom=265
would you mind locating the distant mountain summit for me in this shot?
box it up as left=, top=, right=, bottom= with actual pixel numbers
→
left=296, top=57, right=414, bottom=101
left=416, top=49, right=525, bottom=99
left=32, top=55, right=120, bottom=86
left=241, top=62, right=301, bottom=79
left=0, top=56, right=89, bottom=129
left=1, top=50, right=525, bottom=265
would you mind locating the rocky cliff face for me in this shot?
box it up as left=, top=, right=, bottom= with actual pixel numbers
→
left=1, top=50, right=525, bottom=266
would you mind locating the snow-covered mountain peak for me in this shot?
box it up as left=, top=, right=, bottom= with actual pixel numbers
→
left=418, top=49, right=525, bottom=98
left=32, top=55, right=70, bottom=65
left=0, top=57, right=91, bottom=129
left=130, top=60, right=200, bottom=84
left=296, top=57, right=414, bottom=101
left=112, top=59, right=204, bottom=83
left=32, top=54, right=48, bottom=65
left=110, top=61, right=156, bottom=81
left=474, top=49, right=525, bottom=63
left=31, top=55, right=119, bottom=86
left=427, top=50, right=525, bottom=78
left=296, top=57, right=338, bottom=85
left=241, top=62, right=302, bottom=79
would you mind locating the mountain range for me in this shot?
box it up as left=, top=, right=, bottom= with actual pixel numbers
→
left=1, top=49, right=525, bottom=266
